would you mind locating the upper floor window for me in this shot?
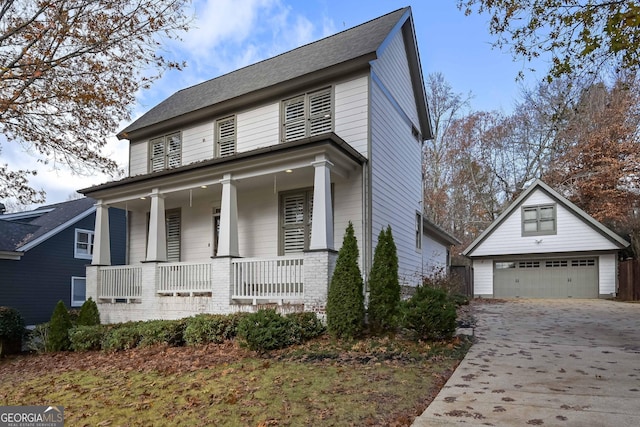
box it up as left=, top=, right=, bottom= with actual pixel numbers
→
left=149, top=132, right=181, bottom=172
left=522, top=204, right=556, bottom=236
left=282, top=88, right=332, bottom=142
left=75, top=229, right=94, bottom=259
left=415, top=212, right=422, bottom=250
left=217, top=116, right=236, bottom=157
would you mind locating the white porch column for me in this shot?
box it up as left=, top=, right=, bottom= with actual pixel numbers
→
left=218, top=174, right=239, bottom=257
left=310, top=155, right=334, bottom=250
left=146, top=189, right=167, bottom=262
left=91, top=201, right=111, bottom=265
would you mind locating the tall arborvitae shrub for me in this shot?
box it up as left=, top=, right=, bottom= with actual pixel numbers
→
left=47, top=301, right=72, bottom=351
left=326, top=222, right=365, bottom=339
left=368, top=226, right=400, bottom=333
left=77, top=297, right=100, bottom=326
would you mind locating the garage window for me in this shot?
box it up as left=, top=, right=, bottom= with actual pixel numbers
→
left=522, top=204, right=556, bottom=236
left=495, top=262, right=516, bottom=269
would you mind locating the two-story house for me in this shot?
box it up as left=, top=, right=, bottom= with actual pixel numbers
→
left=79, top=7, right=435, bottom=323
left=0, top=198, right=126, bottom=326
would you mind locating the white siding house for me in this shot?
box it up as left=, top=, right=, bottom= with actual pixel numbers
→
left=464, top=180, right=629, bottom=299
left=80, top=7, right=436, bottom=323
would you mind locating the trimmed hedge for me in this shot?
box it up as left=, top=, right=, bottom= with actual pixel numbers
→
left=183, top=313, right=247, bottom=346
left=39, top=310, right=326, bottom=353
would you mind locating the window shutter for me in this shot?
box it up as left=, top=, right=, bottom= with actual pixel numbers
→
left=283, top=96, right=306, bottom=141
left=217, top=117, right=236, bottom=157
left=166, top=210, right=181, bottom=262
left=283, top=194, right=305, bottom=254
left=308, top=89, right=332, bottom=136
left=150, top=138, right=165, bottom=172
left=166, top=133, right=181, bottom=168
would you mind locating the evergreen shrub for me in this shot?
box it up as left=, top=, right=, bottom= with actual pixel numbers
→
left=399, top=286, right=456, bottom=341
left=77, top=298, right=101, bottom=326
left=286, top=312, right=325, bottom=343
left=47, top=301, right=72, bottom=352
left=237, top=309, right=293, bottom=352
left=326, top=222, right=365, bottom=339
left=367, top=226, right=400, bottom=333
left=0, top=306, right=25, bottom=356
left=69, top=325, right=106, bottom=351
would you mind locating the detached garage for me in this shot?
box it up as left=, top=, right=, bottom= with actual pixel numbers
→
left=464, top=180, right=629, bottom=299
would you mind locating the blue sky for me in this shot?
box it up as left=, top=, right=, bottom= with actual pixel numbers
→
left=4, top=0, right=547, bottom=207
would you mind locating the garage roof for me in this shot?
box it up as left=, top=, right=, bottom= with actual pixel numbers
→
left=463, top=179, right=630, bottom=257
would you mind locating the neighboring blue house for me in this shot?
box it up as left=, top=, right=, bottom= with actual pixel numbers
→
left=0, top=198, right=126, bottom=326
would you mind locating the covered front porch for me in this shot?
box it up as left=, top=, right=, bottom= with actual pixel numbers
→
left=81, top=135, right=365, bottom=323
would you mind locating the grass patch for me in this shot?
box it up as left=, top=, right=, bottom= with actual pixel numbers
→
left=0, top=336, right=470, bottom=426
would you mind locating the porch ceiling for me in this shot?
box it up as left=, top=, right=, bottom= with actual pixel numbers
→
left=79, top=133, right=365, bottom=208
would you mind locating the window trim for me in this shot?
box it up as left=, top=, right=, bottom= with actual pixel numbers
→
left=74, top=228, right=94, bottom=260
left=148, top=131, right=182, bottom=172
left=71, top=276, right=86, bottom=307
left=415, top=212, right=423, bottom=251
left=281, top=87, right=333, bottom=142
left=521, top=204, right=557, bottom=236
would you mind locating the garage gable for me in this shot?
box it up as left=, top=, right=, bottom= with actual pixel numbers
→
left=464, top=180, right=629, bottom=258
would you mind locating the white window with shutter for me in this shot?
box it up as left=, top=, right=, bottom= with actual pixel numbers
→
left=166, top=209, right=181, bottom=262
left=280, top=190, right=314, bottom=254
left=149, top=132, right=182, bottom=172
left=217, top=116, right=236, bottom=157
left=282, top=88, right=332, bottom=142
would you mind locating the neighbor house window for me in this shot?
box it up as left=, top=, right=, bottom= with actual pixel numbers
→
left=216, top=116, right=236, bottom=157
left=280, top=190, right=314, bottom=254
left=522, top=204, right=556, bottom=236
left=149, top=132, right=181, bottom=172
left=282, top=88, right=332, bottom=141
left=71, top=276, right=86, bottom=307
left=74, top=229, right=94, bottom=259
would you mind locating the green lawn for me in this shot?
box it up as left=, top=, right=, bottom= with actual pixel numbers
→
left=0, top=336, right=470, bottom=426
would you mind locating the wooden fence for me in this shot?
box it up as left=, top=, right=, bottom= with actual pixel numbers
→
left=618, top=259, right=640, bottom=301
left=450, top=265, right=474, bottom=297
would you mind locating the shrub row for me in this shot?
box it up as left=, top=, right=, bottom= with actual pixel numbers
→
left=65, top=310, right=324, bottom=353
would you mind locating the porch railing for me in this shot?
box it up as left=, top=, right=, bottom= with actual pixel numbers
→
left=157, top=262, right=213, bottom=296
left=232, top=256, right=304, bottom=302
left=99, top=265, right=142, bottom=302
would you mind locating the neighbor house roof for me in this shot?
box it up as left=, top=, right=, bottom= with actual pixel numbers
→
left=0, top=198, right=96, bottom=256
left=463, top=179, right=630, bottom=257
left=423, top=217, right=461, bottom=247
left=119, top=6, right=432, bottom=141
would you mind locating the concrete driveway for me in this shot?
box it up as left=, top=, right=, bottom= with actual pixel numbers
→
left=413, top=299, right=640, bottom=426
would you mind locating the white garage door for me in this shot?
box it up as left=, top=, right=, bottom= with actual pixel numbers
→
left=494, top=258, right=598, bottom=298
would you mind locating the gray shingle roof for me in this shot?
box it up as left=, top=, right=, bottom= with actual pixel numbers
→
left=0, top=197, right=95, bottom=252
left=120, top=7, right=410, bottom=138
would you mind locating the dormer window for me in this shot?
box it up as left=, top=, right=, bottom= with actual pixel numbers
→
left=149, top=132, right=181, bottom=172
left=216, top=116, right=236, bottom=157
left=282, top=88, right=332, bottom=142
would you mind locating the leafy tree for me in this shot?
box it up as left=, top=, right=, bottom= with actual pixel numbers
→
left=47, top=300, right=72, bottom=351
left=423, top=72, right=471, bottom=225
left=76, top=297, right=100, bottom=326
left=0, top=0, right=190, bottom=204
left=544, top=74, right=640, bottom=253
left=458, top=0, right=640, bottom=80
left=367, top=226, right=400, bottom=333
left=326, top=222, right=365, bottom=339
